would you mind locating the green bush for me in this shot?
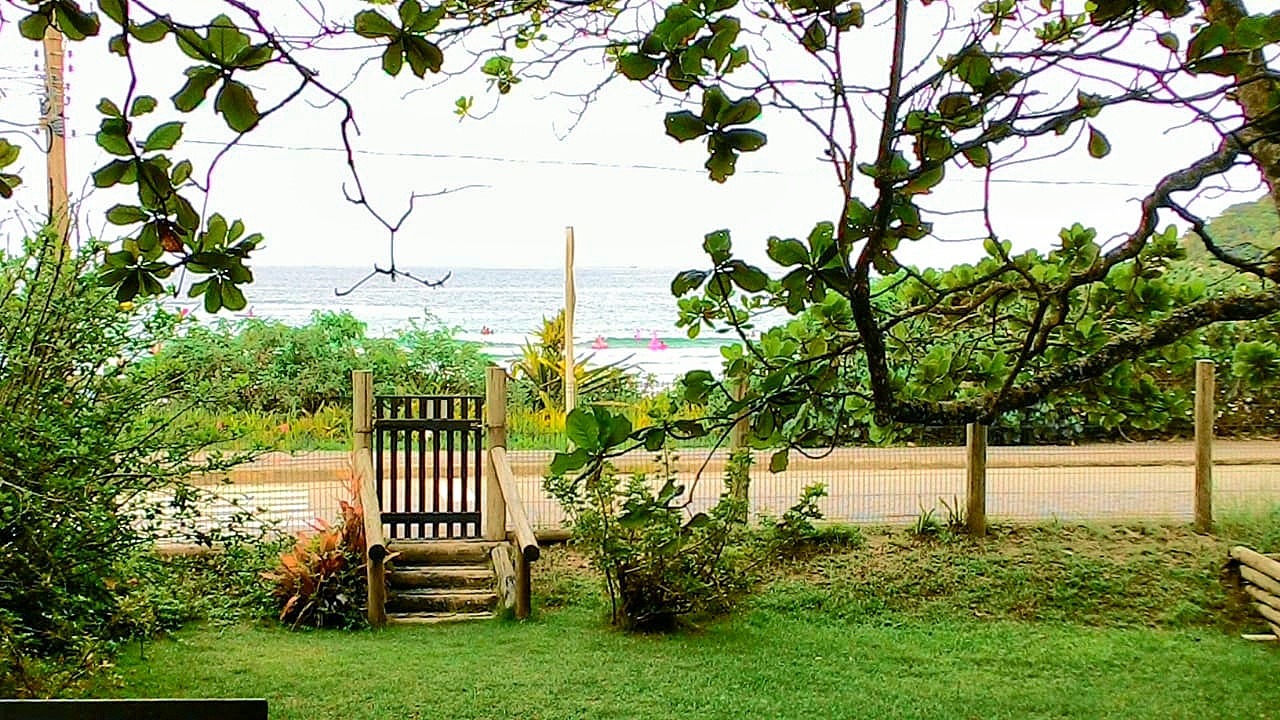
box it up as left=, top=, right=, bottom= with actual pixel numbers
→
left=546, top=410, right=755, bottom=630
left=141, top=311, right=492, bottom=416
left=0, top=236, right=264, bottom=696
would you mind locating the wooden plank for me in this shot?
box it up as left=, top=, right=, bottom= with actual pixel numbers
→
left=472, top=397, right=483, bottom=537
left=1194, top=359, right=1214, bottom=533
left=491, top=544, right=517, bottom=611
left=373, top=417, right=480, bottom=431
left=1231, top=546, right=1280, bottom=583
left=491, top=446, right=540, bottom=563
left=0, top=699, right=267, bottom=720
left=1254, top=601, right=1280, bottom=629
left=432, top=397, right=442, bottom=539
left=1241, top=565, right=1280, bottom=597
left=1245, top=583, right=1280, bottom=613
left=381, top=511, right=481, bottom=525
left=1241, top=633, right=1278, bottom=641
left=418, top=398, right=427, bottom=539
left=352, top=370, right=372, bottom=452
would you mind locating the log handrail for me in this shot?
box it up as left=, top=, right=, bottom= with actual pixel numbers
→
left=490, top=446, right=540, bottom=562
left=490, top=445, right=539, bottom=619
left=353, top=448, right=387, bottom=627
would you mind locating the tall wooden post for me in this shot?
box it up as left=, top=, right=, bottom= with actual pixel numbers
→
left=1195, top=359, right=1215, bottom=533
left=484, top=366, right=509, bottom=541
left=352, top=370, right=373, bottom=452
left=42, top=27, right=70, bottom=255
left=966, top=423, right=987, bottom=536
left=564, top=226, right=577, bottom=413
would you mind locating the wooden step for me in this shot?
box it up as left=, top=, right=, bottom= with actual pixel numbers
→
left=388, top=540, right=499, bottom=565
left=389, top=611, right=495, bottom=625
left=386, top=588, right=497, bottom=614
left=389, top=565, right=494, bottom=591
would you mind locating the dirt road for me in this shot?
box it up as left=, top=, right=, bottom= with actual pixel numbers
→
left=194, top=440, right=1280, bottom=530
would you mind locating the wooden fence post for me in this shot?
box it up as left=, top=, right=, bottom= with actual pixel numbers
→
left=484, top=366, right=509, bottom=541
left=966, top=423, right=987, bottom=536
left=352, top=370, right=372, bottom=452
left=564, top=226, right=578, bottom=413
left=1195, top=359, right=1215, bottom=533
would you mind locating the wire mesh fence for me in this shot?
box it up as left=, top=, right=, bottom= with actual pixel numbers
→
left=146, top=375, right=1280, bottom=547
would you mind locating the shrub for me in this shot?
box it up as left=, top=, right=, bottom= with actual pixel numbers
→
left=263, top=484, right=368, bottom=629
left=0, top=235, right=246, bottom=696
left=546, top=408, right=754, bottom=631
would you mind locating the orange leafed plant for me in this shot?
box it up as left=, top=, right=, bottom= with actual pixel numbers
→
left=263, top=475, right=368, bottom=628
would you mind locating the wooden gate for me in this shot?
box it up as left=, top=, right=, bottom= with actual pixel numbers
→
left=373, top=395, right=484, bottom=539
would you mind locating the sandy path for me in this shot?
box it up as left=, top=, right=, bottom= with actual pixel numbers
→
left=189, top=440, right=1280, bottom=530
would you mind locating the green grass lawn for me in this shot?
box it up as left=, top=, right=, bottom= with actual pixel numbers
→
left=116, top=606, right=1277, bottom=720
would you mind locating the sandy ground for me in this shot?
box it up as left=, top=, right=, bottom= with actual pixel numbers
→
left=186, top=440, right=1280, bottom=532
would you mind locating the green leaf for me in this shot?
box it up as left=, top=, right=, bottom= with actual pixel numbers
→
left=962, top=145, right=991, bottom=168
left=618, top=53, right=660, bottom=80
left=142, top=121, right=183, bottom=152
left=664, top=111, right=708, bottom=142
left=403, top=36, right=443, bottom=77
left=95, top=120, right=132, bottom=156
left=1156, top=32, right=1179, bottom=52
left=19, top=12, right=51, bottom=41
left=671, top=269, right=708, bottom=296
left=565, top=408, right=601, bottom=451
left=202, top=279, right=223, bottom=312
left=702, top=229, right=732, bottom=263
left=1187, top=22, right=1230, bottom=61
left=99, top=0, right=126, bottom=25
left=769, top=449, right=789, bottom=473
left=726, top=260, right=769, bottom=292
left=549, top=448, right=590, bottom=475
left=399, top=0, right=423, bottom=27
left=221, top=283, right=247, bottom=311
left=717, top=96, right=761, bottom=127
left=130, top=95, right=158, bottom=116
left=382, top=40, right=405, bottom=76
left=97, top=98, right=123, bottom=118
left=106, top=204, right=148, bottom=225
left=1086, top=125, right=1110, bottom=158
left=705, top=147, right=737, bottom=182
left=130, top=19, right=168, bottom=42
left=802, top=20, right=827, bottom=52
left=232, top=44, right=275, bottom=70
left=171, top=159, right=194, bottom=185
left=54, top=4, right=101, bottom=41
left=354, top=10, right=400, bottom=38
left=215, top=80, right=260, bottom=132
left=172, top=66, right=221, bottom=112
left=93, top=159, right=132, bottom=187
left=207, top=14, right=251, bottom=63
left=767, top=237, right=809, bottom=266
left=721, top=128, right=766, bottom=152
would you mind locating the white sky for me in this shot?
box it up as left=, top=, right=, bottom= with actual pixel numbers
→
left=0, top=0, right=1271, bottom=271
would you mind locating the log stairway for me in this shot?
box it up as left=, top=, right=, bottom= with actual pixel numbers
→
left=351, top=369, right=540, bottom=627
left=384, top=540, right=503, bottom=624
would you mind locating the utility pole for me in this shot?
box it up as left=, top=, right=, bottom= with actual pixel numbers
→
left=41, top=26, right=70, bottom=257
left=564, top=226, right=577, bottom=413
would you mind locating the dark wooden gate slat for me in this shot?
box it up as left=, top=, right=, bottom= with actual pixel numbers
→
left=448, top=396, right=458, bottom=538
left=389, top=396, right=399, bottom=539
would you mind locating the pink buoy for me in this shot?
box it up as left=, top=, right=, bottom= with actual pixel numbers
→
left=648, top=331, right=668, bottom=351
left=591, top=335, right=608, bottom=350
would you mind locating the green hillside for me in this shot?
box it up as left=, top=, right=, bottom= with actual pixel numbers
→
left=1185, top=195, right=1279, bottom=261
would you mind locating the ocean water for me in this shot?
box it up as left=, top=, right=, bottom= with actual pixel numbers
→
left=179, top=266, right=748, bottom=381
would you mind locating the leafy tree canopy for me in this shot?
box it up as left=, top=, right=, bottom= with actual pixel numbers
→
left=1, top=0, right=1279, bottom=444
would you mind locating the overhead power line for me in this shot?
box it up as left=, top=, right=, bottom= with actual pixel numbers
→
left=183, top=138, right=1155, bottom=188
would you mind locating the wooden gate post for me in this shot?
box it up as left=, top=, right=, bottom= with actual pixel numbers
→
left=484, top=366, right=509, bottom=541
left=729, top=377, right=749, bottom=450
left=966, top=423, right=987, bottom=536
left=352, top=370, right=373, bottom=452
left=1195, top=359, right=1215, bottom=533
